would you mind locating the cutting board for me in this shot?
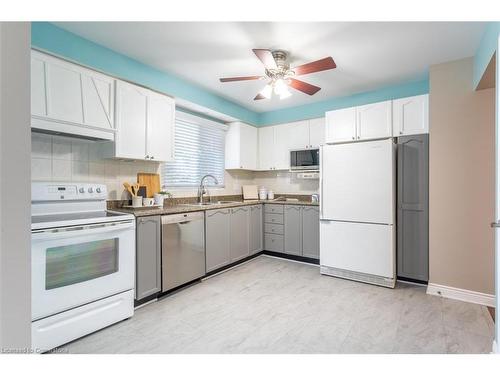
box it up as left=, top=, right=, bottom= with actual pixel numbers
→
left=137, top=173, right=161, bottom=198
left=242, top=185, right=258, bottom=200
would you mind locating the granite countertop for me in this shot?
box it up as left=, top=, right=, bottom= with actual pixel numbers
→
left=111, top=199, right=319, bottom=217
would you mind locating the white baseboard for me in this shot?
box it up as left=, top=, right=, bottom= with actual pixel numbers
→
left=426, top=283, right=495, bottom=307
left=492, top=340, right=498, bottom=354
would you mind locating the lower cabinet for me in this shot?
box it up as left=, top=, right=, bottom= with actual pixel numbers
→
left=229, top=207, right=250, bottom=262
left=302, top=207, right=320, bottom=259
left=206, top=205, right=261, bottom=273
left=136, top=215, right=162, bottom=300
left=284, top=205, right=302, bottom=256
left=205, top=208, right=231, bottom=273
left=249, top=205, right=263, bottom=254
left=283, top=205, right=320, bottom=259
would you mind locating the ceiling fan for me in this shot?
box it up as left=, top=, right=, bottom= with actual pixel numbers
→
left=219, top=49, right=336, bottom=100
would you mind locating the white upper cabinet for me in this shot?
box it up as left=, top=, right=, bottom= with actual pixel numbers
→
left=225, top=122, right=258, bottom=170
left=31, top=50, right=115, bottom=140
left=326, top=100, right=392, bottom=144
left=287, top=120, right=310, bottom=150
left=274, top=125, right=292, bottom=170
left=392, top=94, right=429, bottom=136
left=257, top=118, right=325, bottom=171
left=114, top=80, right=148, bottom=160
left=114, top=80, right=175, bottom=162
left=146, top=91, right=175, bottom=162
left=308, top=117, right=325, bottom=148
left=258, top=126, right=277, bottom=171
left=325, top=107, right=357, bottom=144
left=356, top=100, right=392, bottom=141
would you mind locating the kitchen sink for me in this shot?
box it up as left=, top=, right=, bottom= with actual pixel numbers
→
left=180, top=201, right=242, bottom=207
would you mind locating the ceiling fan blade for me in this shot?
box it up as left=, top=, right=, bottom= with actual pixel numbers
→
left=292, top=57, right=336, bottom=76
left=219, top=76, right=263, bottom=82
left=252, top=49, right=278, bottom=70
left=254, top=93, right=266, bottom=100
left=288, top=78, right=321, bottom=95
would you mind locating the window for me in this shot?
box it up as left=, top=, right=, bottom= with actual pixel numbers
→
left=162, top=111, right=227, bottom=188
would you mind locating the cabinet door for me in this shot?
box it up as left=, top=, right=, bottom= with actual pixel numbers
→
left=136, top=216, right=161, bottom=300
left=393, top=94, right=429, bottom=136
left=302, top=206, right=320, bottom=259
left=249, top=205, right=263, bottom=254
left=258, top=126, right=276, bottom=170
left=81, top=71, right=115, bottom=131
left=146, top=91, right=175, bottom=162
left=356, top=100, right=392, bottom=141
left=205, top=209, right=231, bottom=272
left=31, top=53, right=47, bottom=117
left=239, top=123, right=258, bottom=170
left=325, top=107, right=357, bottom=144
left=287, top=120, right=310, bottom=150
left=308, top=118, right=325, bottom=148
left=274, top=125, right=291, bottom=170
left=397, top=134, right=429, bottom=282
left=284, top=205, right=302, bottom=256
left=115, top=80, right=148, bottom=160
left=230, top=207, right=250, bottom=262
left=45, top=57, right=84, bottom=124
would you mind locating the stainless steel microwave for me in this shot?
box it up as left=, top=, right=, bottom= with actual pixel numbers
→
left=290, top=148, right=320, bottom=170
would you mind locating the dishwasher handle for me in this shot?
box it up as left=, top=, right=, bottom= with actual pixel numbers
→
left=161, top=211, right=204, bottom=225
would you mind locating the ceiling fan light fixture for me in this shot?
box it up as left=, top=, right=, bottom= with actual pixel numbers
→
left=273, top=79, right=291, bottom=100
left=260, top=83, right=273, bottom=99
left=279, top=89, right=292, bottom=100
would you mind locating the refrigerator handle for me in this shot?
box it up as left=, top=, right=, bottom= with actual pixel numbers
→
left=319, top=145, right=324, bottom=219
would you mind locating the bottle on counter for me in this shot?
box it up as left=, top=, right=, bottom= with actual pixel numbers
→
left=259, top=187, right=267, bottom=200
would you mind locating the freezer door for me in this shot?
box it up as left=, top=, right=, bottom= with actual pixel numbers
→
left=321, top=139, right=394, bottom=224
left=320, top=221, right=395, bottom=278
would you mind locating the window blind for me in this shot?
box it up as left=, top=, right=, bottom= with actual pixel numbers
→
left=161, top=113, right=226, bottom=188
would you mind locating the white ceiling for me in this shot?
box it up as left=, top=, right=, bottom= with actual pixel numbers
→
left=54, top=22, right=486, bottom=113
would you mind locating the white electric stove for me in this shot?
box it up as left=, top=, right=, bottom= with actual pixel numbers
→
left=31, top=182, right=135, bottom=352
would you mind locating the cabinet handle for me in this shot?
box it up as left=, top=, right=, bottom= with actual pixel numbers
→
left=150, top=156, right=154, bottom=160
left=145, top=155, right=150, bottom=159
left=399, top=131, right=403, bottom=135
left=352, top=136, right=355, bottom=140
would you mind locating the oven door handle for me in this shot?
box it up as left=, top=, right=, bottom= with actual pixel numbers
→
left=31, top=220, right=135, bottom=241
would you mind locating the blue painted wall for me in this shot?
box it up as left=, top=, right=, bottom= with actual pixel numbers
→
left=32, top=22, right=431, bottom=127
left=473, top=22, right=500, bottom=90
left=31, top=22, right=260, bottom=125
left=259, top=79, right=429, bottom=125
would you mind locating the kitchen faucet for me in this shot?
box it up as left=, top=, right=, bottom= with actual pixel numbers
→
left=198, top=174, right=219, bottom=203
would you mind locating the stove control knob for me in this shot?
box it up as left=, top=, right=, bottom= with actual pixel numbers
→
left=88, top=187, right=94, bottom=193
left=79, top=187, right=85, bottom=194
left=96, top=187, right=102, bottom=193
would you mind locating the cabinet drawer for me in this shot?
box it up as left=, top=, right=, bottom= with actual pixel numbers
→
left=264, top=204, right=284, bottom=214
left=264, top=223, right=284, bottom=235
left=264, top=233, right=284, bottom=252
left=264, top=213, right=284, bottom=224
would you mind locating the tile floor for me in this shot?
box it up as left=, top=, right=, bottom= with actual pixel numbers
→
left=60, top=256, right=495, bottom=354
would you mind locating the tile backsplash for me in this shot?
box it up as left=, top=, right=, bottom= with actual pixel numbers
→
left=31, top=132, right=160, bottom=200
left=31, top=132, right=319, bottom=200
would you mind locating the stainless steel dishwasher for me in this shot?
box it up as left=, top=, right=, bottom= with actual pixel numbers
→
left=161, top=212, right=205, bottom=292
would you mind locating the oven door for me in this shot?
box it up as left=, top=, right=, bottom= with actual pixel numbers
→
left=31, top=220, right=135, bottom=321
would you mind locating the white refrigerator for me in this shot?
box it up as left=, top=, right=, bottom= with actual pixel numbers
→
left=319, top=138, right=396, bottom=288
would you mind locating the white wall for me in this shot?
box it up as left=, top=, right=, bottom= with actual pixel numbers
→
left=0, top=22, right=31, bottom=351
left=429, top=57, right=495, bottom=296
left=31, top=133, right=318, bottom=199
left=253, top=170, right=319, bottom=195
